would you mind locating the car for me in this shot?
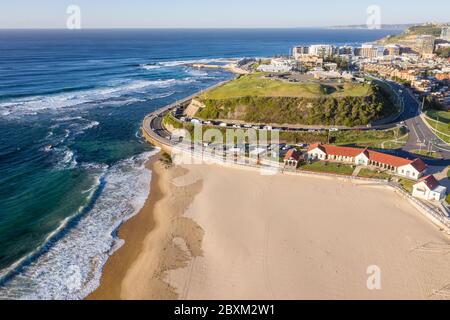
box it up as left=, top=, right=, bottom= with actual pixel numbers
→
left=329, top=128, right=339, bottom=132
left=263, top=125, right=273, bottom=131
left=219, top=122, right=227, bottom=127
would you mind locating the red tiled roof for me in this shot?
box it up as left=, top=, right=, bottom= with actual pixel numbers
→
left=409, top=158, right=427, bottom=172
left=366, top=150, right=412, bottom=167
left=284, top=149, right=301, bottom=161
left=321, top=145, right=364, bottom=158
left=415, top=174, right=439, bottom=190
left=307, top=143, right=324, bottom=152
left=307, top=143, right=427, bottom=172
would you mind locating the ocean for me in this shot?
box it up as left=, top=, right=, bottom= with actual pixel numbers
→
left=0, top=28, right=401, bottom=299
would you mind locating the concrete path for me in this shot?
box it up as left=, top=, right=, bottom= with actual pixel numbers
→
left=352, top=165, right=363, bottom=177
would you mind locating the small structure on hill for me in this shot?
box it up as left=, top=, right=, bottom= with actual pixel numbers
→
left=284, top=149, right=302, bottom=168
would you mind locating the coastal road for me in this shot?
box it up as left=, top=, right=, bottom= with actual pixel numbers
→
left=387, top=80, right=450, bottom=159
left=145, top=75, right=450, bottom=166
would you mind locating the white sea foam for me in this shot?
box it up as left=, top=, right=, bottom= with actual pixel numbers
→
left=184, top=69, right=209, bottom=77
left=0, top=149, right=159, bottom=299
left=141, top=64, right=162, bottom=70
left=53, top=147, right=77, bottom=170
left=159, top=58, right=236, bottom=67
left=0, top=78, right=194, bottom=117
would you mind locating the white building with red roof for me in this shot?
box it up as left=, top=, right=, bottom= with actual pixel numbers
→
left=283, top=149, right=301, bottom=168
left=307, top=143, right=427, bottom=180
left=412, top=175, right=447, bottom=201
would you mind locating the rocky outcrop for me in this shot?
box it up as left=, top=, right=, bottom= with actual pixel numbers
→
left=185, top=99, right=205, bottom=117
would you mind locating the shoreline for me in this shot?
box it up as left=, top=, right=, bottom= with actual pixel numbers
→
left=87, top=155, right=161, bottom=299
left=89, top=153, right=204, bottom=299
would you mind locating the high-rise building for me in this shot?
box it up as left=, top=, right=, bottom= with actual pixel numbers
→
left=293, top=46, right=309, bottom=59
left=359, top=44, right=381, bottom=59
left=384, top=44, right=401, bottom=56
left=338, top=46, right=353, bottom=55
left=309, top=45, right=335, bottom=58
left=441, top=26, right=450, bottom=41
left=415, top=35, right=435, bottom=56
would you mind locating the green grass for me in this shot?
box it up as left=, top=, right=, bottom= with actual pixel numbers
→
left=381, top=25, right=442, bottom=44
left=357, top=168, right=391, bottom=180
left=332, top=127, right=406, bottom=148
left=380, top=136, right=408, bottom=149
left=163, top=112, right=188, bottom=130
left=425, top=110, right=450, bottom=124
left=399, top=179, right=415, bottom=193
left=411, top=149, right=441, bottom=159
left=201, top=73, right=372, bottom=99
left=423, top=117, right=450, bottom=143
left=446, top=193, right=450, bottom=204
left=299, top=161, right=355, bottom=175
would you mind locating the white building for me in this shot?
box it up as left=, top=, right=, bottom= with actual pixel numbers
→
left=307, top=143, right=427, bottom=180
left=441, top=26, right=450, bottom=41
left=257, top=58, right=296, bottom=73
left=412, top=175, right=447, bottom=201
left=309, top=45, right=335, bottom=58
left=293, top=45, right=309, bottom=59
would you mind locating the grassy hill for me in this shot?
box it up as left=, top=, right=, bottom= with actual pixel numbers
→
left=379, top=24, right=443, bottom=44
left=201, top=73, right=372, bottom=99
left=194, top=74, right=394, bottom=127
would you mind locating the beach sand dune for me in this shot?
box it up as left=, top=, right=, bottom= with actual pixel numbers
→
left=92, top=160, right=450, bottom=300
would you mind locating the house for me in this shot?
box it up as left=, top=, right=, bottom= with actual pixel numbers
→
left=307, top=143, right=427, bottom=180
left=283, top=149, right=301, bottom=168
left=412, top=175, right=447, bottom=201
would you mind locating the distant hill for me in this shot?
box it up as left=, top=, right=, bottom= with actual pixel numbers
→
left=377, top=23, right=447, bottom=44
left=329, top=24, right=413, bottom=30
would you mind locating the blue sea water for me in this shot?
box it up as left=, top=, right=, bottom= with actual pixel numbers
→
left=0, top=28, right=401, bottom=299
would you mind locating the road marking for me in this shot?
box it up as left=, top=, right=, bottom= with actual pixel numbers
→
left=410, top=121, right=420, bottom=142
left=415, top=120, right=428, bottom=141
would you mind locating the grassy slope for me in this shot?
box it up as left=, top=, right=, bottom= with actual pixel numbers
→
left=357, top=168, right=391, bottom=180
left=299, top=161, right=355, bottom=175
left=380, top=24, right=442, bottom=44
left=196, top=74, right=392, bottom=127
left=202, top=73, right=372, bottom=99
left=426, top=110, right=450, bottom=124
left=399, top=179, right=415, bottom=193
left=423, top=117, right=450, bottom=143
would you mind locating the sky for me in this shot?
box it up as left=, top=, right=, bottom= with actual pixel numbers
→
left=0, top=0, right=449, bottom=29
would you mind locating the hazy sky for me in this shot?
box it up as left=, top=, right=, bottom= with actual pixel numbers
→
left=1, top=0, right=449, bottom=28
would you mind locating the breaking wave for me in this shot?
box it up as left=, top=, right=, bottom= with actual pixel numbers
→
left=0, top=150, right=159, bottom=299
left=0, top=79, right=195, bottom=117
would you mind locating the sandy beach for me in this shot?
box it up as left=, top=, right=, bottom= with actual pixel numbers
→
left=91, top=157, right=450, bottom=300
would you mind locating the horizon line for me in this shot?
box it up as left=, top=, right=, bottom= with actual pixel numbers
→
left=0, top=26, right=408, bottom=31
